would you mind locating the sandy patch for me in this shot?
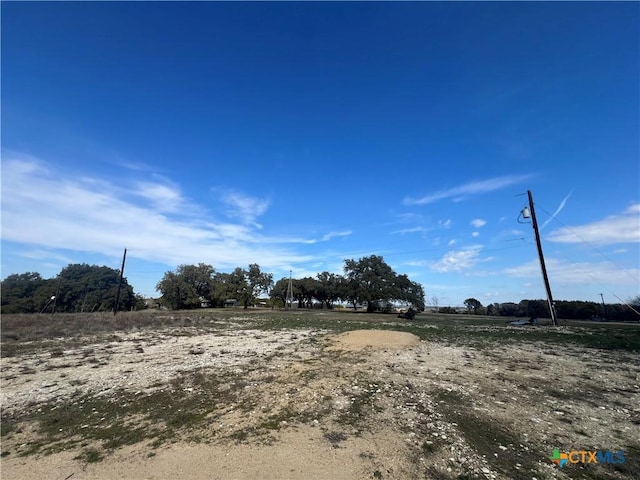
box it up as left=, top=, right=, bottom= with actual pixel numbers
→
left=327, top=329, right=420, bottom=351
left=1, top=427, right=411, bottom=480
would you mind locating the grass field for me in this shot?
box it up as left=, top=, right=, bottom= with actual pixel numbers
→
left=1, top=309, right=639, bottom=479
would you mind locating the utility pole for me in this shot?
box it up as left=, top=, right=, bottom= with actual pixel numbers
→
left=522, top=190, right=558, bottom=326
left=599, top=293, right=607, bottom=320
left=114, top=248, right=127, bottom=315
left=51, top=276, right=62, bottom=315
left=286, top=270, right=293, bottom=309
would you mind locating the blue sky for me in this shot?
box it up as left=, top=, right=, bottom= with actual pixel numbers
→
left=2, top=2, right=639, bottom=307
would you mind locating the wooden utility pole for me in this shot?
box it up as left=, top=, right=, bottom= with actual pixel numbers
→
left=114, top=248, right=127, bottom=315
left=599, top=293, right=607, bottom=319
left=526, top=190, right=558, bottom=326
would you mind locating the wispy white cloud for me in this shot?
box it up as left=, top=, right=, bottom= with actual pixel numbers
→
left=471, top=232, right=480, bottom=237
left=405, top=260, right=429, bottom=267
left=221, top=190, right=270, bottom=226
left=18, top=248, right=75, bottom=265
left=134, top=182, right=190, bottom=214
left=117, top=159, right=164, bottom=173
left=504, top=258, right=639, bottom=286
left=283, top=230, right=353, bottom=245
left=391, top=226, right=428, bottom=235
left=470, top=218, right=487, bottom=228
left=404, top=174, right=534, bottom=206
left=320, top=231, right=352, bottom=241
left=394, top=212, right=424, bottom=223
left=0, top=156, right=316, bottom=270
left=546, top=204, right=640, bottom=245
left=540, top=190, right=573, bottom=230
left=430, top=245, right=484, bottom=273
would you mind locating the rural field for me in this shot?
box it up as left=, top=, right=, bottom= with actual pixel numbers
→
left=1, top=309, right=639, bottom=479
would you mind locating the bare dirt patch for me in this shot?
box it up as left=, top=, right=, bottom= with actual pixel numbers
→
left=2, top=312, right=639, bottom=479
left=328, top=329, right=421, bottom=351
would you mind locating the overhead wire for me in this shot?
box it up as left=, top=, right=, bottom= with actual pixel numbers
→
left=538, top=206, right=639, bottom=284
left=537, top=206, right=639, bottom=315
left=120, top=236, right=532, bottom=275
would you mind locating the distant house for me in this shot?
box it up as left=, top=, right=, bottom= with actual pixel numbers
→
left=200, top=297, right=211, bottom=308
left=224, top=299, right=238, bottom=308
left=144, top=298, right=161, bottom=309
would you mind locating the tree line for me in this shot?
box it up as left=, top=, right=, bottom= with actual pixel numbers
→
left=452, top=297, right=640, bottom=322
left=156, top=255, right=425, bottom=312
left=1, top=264, right=138, bottom=314
left=1, top=255, right=423, bottom=314
left=155, top=263, right=274, bottom=310
left=3, top=257, right=637, bottom=321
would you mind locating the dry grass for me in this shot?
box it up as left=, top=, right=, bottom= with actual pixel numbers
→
left=2, top=309, right=639, bottom=479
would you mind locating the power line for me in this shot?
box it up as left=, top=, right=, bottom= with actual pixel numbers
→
left=538, top=206, right=639, bottom=284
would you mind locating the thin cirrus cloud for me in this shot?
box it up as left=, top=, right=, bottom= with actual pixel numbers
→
left=546, top=204, right=640, bottom=245
left=0, top=155, right=328, bottom=269
left=320, top=231, right=352, bottom=242
left=404, top=174, right=534, bottom=206
left=391, top=226, right=429, bottom=235
left=286, top=230, right=353, bottom=244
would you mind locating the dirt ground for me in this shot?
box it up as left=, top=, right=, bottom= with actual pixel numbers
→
left=1, top=320, right=639, bottom=479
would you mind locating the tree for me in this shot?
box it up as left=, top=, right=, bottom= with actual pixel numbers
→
left=156, top=264, right=216, bottom=310
left=428, top=296, right=440, bottom=311
left=394, top=274, right=425, bottom=311
left=270, top=277, right=290, bottom=308
left=315, top=272, right=341, bottom=309
left=228, top=267, right=253, bottom=308
left=1, top=265, right=137, bottom=314
left=343, top=255, right=425, bottom=313
left=517, top=299, right=548, bottom=318
left=339, top=273, right=363, bottom=310
left=157, top=271, right=194, bottom=310
left=56, top=264, right=136, bottom=313
left=247, top=264, right=274, bottom=302
left=344, top=255, right=394, bottom=312
left=292, top=277, right=315, bottom=308
left=498, top=302, right=519, bottom=317
left=1, top=272, right=49, bottom=313
left=463, top=298, right=483, bottom=315
left=213, top=265, right=273, bottom=309
left=179, top=264, right=215, bottom=299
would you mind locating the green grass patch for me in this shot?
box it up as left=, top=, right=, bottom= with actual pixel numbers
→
left=336, top=380, right=382, bottom=430
left=3, top=310, right=639, bottom=354
left=75, top=447, right=103, bottom=463
left=10, top=367, right=251, bottom=457
left=434, top=389, right=543, bottom=479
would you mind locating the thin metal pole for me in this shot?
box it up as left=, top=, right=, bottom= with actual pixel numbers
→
left=527, top=190, right=558, bottom=326
left=114, top=248, right=127, bottom=315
